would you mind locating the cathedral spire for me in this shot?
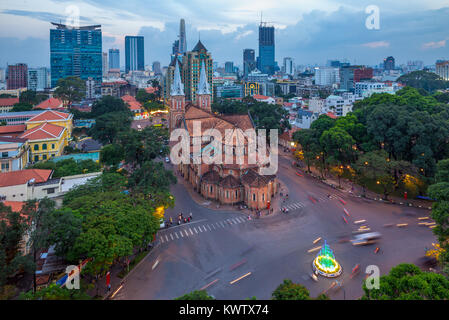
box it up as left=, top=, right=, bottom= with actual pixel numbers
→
left=197, top=60, right=210, bottom=95
left=171, top=60, right=184, bottom=96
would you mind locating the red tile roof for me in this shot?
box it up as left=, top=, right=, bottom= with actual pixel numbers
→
left=2, top=201, right=25, bottom=212
left=19, top=122, right=65, bottom=140
left=326, top=112, right=337, bottom=119
left=0, top=169, right=52, bottom=187
left=121, top=95, right=137, bottom=102
left=0, top=124, right=26, bottom=136
left=27, top=110, right=71, bottom=123
left=0, top=98, right=19, bottom=107
left=34, top=98, right=64, bottom=110
left=145, top=87, right=158, bottom=94
left=121, top=95, right=142, bottom=111
left=253, top=94, right=270, bottom=100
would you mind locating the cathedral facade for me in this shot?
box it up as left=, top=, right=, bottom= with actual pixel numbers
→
left=169, top=49, right=277, bottom=210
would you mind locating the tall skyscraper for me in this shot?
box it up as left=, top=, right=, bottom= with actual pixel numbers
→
left=182, top=40, right=213, bottom=102
left=109, top=49, right=120, bottom=70
left=383, top=56, right=395, bottom=71
left=7, top=63, right=28, bottom=90
left=258, top=23, right=275, bottom=75
left=179, top=19, right=187, bottom=55
left=50, top=22, right=102, bottom=89
left=28, top=67, right=48, bottom=91
left=172, top=40, right=180, bottom=55
left=225, top=62, right=234, bottom=74
left=283, top=57, right=294, bottom=76
left=102, top=52, right=108, bottom=77
left=125, top=36, right=145, bottom=74
left=243, top=49, right=256, bottom=77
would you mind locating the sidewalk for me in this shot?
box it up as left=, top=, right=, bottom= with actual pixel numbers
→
left=291, top=157, right=433, bottom=211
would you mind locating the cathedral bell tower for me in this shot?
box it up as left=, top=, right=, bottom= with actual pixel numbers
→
left=196, top=60, right=211, bottom=113
left=169, top=60, right=186, bottom=132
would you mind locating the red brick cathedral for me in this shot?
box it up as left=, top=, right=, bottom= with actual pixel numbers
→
left=169, top=57, right=277, bottom=210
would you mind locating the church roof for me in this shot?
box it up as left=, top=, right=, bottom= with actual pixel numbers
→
left=220, top=175, right=242, bottom=188
left=192, top=40, right=207, bottom=52
left=241, top=169, right=275, bottom=188
left=197, top=60, right=211, bottom=95
left=170, top=59, right=184, bottom=96
left=201, top=170, right=221, bottom=184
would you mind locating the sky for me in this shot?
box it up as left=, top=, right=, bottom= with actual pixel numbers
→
left=0, top=0, right=448, bottom=69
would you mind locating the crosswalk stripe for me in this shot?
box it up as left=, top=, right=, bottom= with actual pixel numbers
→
left=206, top=225, right=211, bottom=231
left=160, top=236, right=164, bottom=243
left=189, top=228, right=193, bottom=235
left=175, top=232, right=179, bottom=239
left=170, top=234, right=174, bottom=240
left=228, top=219, right=233, bottom=224
left=194, top=227, right=198, bottom=234
left=220, top=222, right=225, bottom=228
left=212, top=224, right=216, bottom=230
left=165, top=235, right=169, bottom=242
left=180, top=231, right=184, bottom=238
left=236, top=217, right=243, bottom=223
left=232, top=218, right=239, bottom=224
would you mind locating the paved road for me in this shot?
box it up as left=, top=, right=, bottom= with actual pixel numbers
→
left=113, top=156, right=436, bottom=300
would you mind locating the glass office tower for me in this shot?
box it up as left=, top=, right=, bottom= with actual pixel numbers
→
left=109, top=49, right=120, bottom=70
left=125, top=36, right=145, bottom=74
left=258, top=24, right=275, bottom=75
left=50, top=23, right=102, bottom=89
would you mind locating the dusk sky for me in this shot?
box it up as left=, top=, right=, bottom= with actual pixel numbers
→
left=0, top=0, right=448, bottom=68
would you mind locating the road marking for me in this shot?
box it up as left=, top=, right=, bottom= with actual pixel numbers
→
left=207, top=225, right=212, bottom=231
left=200, top=279, right=219, bottom=291
left=227, top=219, right=233, bottom=225
left=180, top=231, right=184, bottom=238
left=313, top=237, right=322, bottom=244
left=170, top=234, right=174, bottom=240
left=354, top=220, right=366, bottom=224
left=110, top=284, right=123, bottom=299
left=194, top=227, right=198, bottom=234
left=189, top=228, right=194, bottom=235
left=201, top=225, right=206, bottom=232
left=212, top=224, right=216, bottom=230
left=230, top=272, right=252, bottom=285
left=165, top=235, right=169, bottom=242
left=397, top=223, right=408, bottom=227
left=152, top=259, right=160, bottom=270
left=175, top=232, right=179, bottom=239
left=215, top=222, right=221, bottom=228
left=220, top=222, right=225, bottom=228
left=160, top=237, right=164, bottom=243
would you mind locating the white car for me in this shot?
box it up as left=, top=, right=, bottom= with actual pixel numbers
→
left=165, top=157, right=170, bottom=163
left=159, top=218, right=165, bottom=229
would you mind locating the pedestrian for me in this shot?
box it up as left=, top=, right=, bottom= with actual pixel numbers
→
left=187, top=216, right=191, bottom=222
left=184, top=217, right=187, bottom=223
left=169, top=217, right=173, bottom=225
left=189, top=212, right=193, bottom=220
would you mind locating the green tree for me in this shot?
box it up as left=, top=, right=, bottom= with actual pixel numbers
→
left=30, top=158, right=101, bottom=178
left=397, top=71, right=449, bottom=93
left=100, top=144, right=124, bottom=166
left=136, top=89, right=155, bottom=104
left=10, top=103, right=33, bottom=112
left=272, top=279, right=325, bottom=300
left=20, top=283, right=91, bottom=300
left=362, top=263, right=449, bottom=300
left=91, top=112, right=132, bottom=145
left=175, top=290, right=214, bottom=300
left=90, top=95, right=132, bottom=118
left=54, top=76, right=86, bottom=106
left=127, top=161, right=176, bottom=196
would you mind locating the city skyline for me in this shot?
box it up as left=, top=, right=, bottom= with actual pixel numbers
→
left=0, top=1, right=448, bottom=69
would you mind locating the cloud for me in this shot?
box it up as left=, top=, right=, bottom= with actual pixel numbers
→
left=362, top=41, right=390, bottom=48
left=422, top=39, right=446, bottom=49
left=235, top=30, right=253, bottom=40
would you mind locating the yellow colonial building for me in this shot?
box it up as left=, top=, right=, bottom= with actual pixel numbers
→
left=19, top=110, right=73, bottom=162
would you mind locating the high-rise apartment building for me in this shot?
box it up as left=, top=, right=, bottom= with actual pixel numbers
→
left=314, top=67, right=340, bottom=86
left=102, top=52, right=108, bottom=77
left=182, top=40, right=213, bottom=102
left=339, top=66, right=373, bottom=91
left=383, top=56, right=395, bottom=71
left=28, top=67, right=48, bottom=91
left=125, top=36, right=145, bottom=74
left=283, top=57, right=294, bottom=76
left=109, top=49, right=120, bottom=70
left=243, top=49, right=256, bottom=77
left=436, top=60, right=449, bottom=80
left=153, top=61, right=162, bottom=75
left=258, top=23, right=275, bottom=75
left=7, top=63, right=28, bottom=90
left=50, top=22, right=102, bottom=89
